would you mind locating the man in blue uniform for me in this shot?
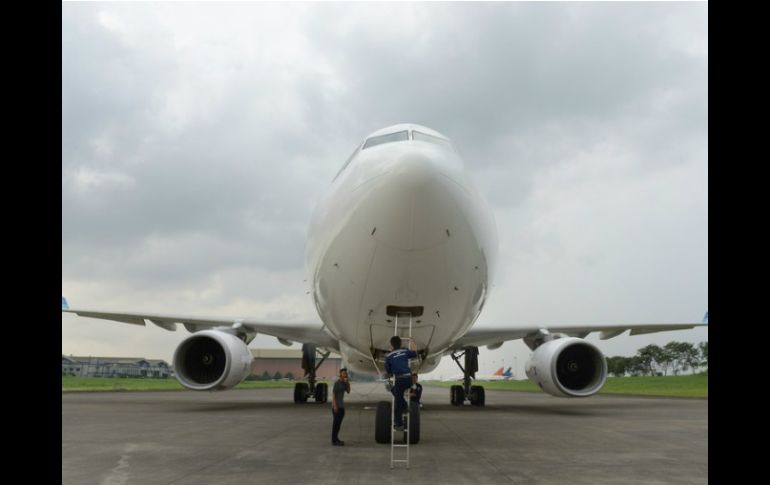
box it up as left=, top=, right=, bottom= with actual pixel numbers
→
left=384, top=336, right=418, bottom=431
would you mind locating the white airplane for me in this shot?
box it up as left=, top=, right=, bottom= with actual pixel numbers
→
left=62, top=123, right=707, bottom=445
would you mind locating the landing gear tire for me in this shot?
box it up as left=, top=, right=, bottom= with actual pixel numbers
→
left=469, top=385, right=485, bottom=407
left=407, top=401, right=420, bottom=444
left=450, top=385, right=465, bottom=406
left=294, top=382, right=309, bottom=403
left=314, top=382, right=328, bottom=403
left=375, top=400, right=392, bottom=444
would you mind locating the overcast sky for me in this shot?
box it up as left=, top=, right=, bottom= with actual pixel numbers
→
left=62, top=2, right=708, bottom=379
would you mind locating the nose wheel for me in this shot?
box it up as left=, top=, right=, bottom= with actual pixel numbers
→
left=374, top=399, right=420, bottom=444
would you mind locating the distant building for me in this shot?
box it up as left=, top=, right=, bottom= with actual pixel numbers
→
left=62, top=355, right=171, bottom=378
left=61, top=348, right=342, bottom=380
left=250, top=348, right=341, bottom=379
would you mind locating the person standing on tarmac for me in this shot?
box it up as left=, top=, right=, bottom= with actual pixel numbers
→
left=331, top=368, right=350, bottom=446
left=384, top=336, right=418, bottom=431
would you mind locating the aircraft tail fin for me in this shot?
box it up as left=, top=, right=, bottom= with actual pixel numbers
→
left=503, top=367, right=512, bottom=378
left=703, top=311, right=708, bottom=324
left=493, top=367, right=504, bottom=376
left=62, top=296, right=69, bottom=310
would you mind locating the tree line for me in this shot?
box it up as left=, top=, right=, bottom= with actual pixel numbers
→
left=606, top=341, right=707, bottom=377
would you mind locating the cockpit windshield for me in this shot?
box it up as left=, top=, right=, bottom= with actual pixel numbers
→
left=412, top=130, right=452, bottom=149
left=362, top=130, right=409, bottom=150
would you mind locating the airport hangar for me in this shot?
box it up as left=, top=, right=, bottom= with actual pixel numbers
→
left=249, top=348, right=342, bottom=379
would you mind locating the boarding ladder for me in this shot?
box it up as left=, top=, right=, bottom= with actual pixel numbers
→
left=390, top=312, right=414, bottom=469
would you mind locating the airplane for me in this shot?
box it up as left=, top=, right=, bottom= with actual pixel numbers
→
left=442, top=366, right=512, bottom=382
left=502, top=366, right=513, bottom=379
left=441, top=366, right=503, bottom=382
left=62, top=123, right=707, bottom=445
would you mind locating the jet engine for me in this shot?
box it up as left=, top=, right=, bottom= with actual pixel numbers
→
left=173, top=330, right=254, bottom=391
left=525, top=337, right=607, bottom=397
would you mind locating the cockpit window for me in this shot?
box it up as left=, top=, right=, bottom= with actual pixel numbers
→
left=362, top=130, right=409, bottom=150
left=412, top=130, right=452, bottom=148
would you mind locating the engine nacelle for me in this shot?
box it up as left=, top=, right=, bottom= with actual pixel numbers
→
left=525, top=337, right=607, bottom=398
left=173, top=330, right=254, bottom=391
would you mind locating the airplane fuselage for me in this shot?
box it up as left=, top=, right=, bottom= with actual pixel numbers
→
left=305, top=124, right=498, bottom=373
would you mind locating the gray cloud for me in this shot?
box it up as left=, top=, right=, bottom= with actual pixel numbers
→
left=62, top=3, right=707, bottom=375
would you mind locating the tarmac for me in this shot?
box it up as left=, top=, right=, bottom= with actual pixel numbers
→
left=62, top=383, right=707, bottom=484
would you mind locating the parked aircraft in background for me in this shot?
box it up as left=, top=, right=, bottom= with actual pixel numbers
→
left=442, top=366, right=513, bottom=382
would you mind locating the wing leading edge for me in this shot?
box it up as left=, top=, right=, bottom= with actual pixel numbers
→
left=61, top=307, right=339, bottom=350
left=451, top=314, right=708, bottom=350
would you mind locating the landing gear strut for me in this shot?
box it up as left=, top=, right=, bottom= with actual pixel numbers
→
left=293, top=343, right=329, bottom=403
left=450, top=346, right=485, bottom=406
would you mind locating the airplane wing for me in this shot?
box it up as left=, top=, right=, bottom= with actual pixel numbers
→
left=61, top=307, right=339, bottom=350
left=451, top=313, right=708, bottom=350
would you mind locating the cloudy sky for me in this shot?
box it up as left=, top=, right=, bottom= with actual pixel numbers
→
left=62, top=2, right=708, bottom=379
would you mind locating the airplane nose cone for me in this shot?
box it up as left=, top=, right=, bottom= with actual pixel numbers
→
left=360, top=152, right=468, bottom=251
left=387, top=153, right=442, bottom=190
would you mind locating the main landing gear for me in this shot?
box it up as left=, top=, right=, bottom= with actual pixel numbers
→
left=293, top=343, right=329, bottom=404
left=450, top=346, right=485, bottom=407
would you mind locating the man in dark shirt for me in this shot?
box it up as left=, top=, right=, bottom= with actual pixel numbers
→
left=409, top=373, right=423, bottom=408
left=331, top=368, right=350, bottom=446
left=384, top=336, right=418, bottom=431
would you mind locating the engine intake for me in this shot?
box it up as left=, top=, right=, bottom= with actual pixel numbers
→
left=173, top=330, right=254, bottom=391
left=525, top=337, right=607, bottom=397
